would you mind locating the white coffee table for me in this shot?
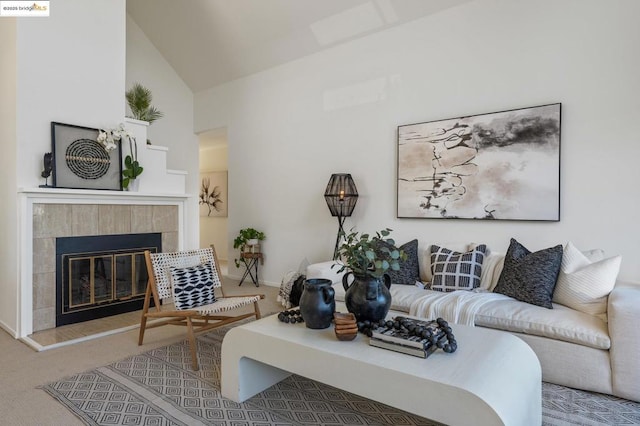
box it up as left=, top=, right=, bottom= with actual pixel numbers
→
left=221, top=308, right=541, bottom=426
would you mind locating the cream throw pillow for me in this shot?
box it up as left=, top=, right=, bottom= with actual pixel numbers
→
left=553, top=242, right=621, bottom=317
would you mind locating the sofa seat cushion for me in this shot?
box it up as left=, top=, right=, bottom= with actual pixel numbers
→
left=475, top=299, right=611, bottom=350
left=389, top=284, right=427, bottom=312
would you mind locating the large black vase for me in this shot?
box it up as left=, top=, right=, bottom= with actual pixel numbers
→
left=342, top=273, right=391, bottom=323
left=299, top=278, right=336, bottom=329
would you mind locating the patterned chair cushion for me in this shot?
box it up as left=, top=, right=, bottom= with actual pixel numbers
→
left=494, top=238, right=563, bottom=309
left=170, top=262, right=217, bottom=310
left=430, top=244, right=487, bottom=292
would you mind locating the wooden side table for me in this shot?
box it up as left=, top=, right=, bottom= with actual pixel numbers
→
left=239, top=252, right=263, bottom=287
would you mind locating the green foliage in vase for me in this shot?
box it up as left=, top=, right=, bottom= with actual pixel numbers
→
left=125, top=83, right=164, bottom=124
left=333, top=228, right=407, bottom=279
left=233, top=228, right=266, bottom=267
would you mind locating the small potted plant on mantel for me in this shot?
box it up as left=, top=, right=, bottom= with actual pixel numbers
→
left=125, top=82, right=163, bottom=145
left=233, top=228, right=266, bottom=267
left=333, top=228, right=406, bottom=322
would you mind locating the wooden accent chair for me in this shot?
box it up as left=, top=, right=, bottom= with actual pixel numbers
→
left=139, top=246, right=265, bottom=370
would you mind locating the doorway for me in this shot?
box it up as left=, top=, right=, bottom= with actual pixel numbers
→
left=198, top=127, right=229, bottom=275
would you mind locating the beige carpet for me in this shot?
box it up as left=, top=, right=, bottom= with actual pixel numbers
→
left=0, top=277, right=282, bottom=426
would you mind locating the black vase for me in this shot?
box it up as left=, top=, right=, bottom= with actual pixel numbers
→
left=299, top=278, right=336, bottom=329
left=342, top=273, right=391, bottom=323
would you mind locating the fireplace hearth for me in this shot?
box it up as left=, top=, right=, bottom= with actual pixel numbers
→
left=56, top=233, right=161, bottom=326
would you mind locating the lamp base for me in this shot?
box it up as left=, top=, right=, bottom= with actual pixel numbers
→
left=333, top=215, right=347, bottom=260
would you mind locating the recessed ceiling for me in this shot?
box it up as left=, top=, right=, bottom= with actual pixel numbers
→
left=127, top=0, right=473, bottom=93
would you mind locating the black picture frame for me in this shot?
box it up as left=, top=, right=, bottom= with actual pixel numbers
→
left=397, top=103, right=561, bottom=221
left=51, top=122, right=123, bottom=191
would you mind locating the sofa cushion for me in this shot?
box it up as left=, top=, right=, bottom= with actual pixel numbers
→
left=374, top=239, right=420, bottom=285
left=430, top=244, right=487, bottom=292
left=553, top=241, right=621, bottom=318
left=389, top=284, right=427, bottom=312
left=474, top=298, right=611, bottom=350
left=419, top=242, right=470, bottom=283
left=494, top=238, right=563, bottom=308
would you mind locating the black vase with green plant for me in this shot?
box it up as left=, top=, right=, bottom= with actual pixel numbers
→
left=333, top=228, right=406, bottom=322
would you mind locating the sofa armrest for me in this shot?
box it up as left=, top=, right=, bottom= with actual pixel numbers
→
left=608, top=281, right=640, bottom=401
left=306, top=260, right=345, bottom=285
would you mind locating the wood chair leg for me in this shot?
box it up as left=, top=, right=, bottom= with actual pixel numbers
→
left=186, top=317, right=199, bottom=371
left=138, top=281, right=154, bottom=346
left=254, top=300, right=262, bottom=319
left=138, top=314, right=148, bottom=346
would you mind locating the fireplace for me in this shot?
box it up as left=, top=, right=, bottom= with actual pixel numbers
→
left=56, top=233, right=161, bottom=326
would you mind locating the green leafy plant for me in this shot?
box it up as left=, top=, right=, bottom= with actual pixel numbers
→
left=125, top=83, right=164, bottom=124
left=333, top=228, right=406, bottom=279
left=122, top=135, right=143, bottom=189
left=233, top=228, right=266, bottom=267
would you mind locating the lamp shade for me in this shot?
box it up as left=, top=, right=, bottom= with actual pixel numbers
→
left=324, top=173, right=358, bottom=217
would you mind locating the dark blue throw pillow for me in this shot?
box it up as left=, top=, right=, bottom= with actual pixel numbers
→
left=494, top=238, right=563, bottom=309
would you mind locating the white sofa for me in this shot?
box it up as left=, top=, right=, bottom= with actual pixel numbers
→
left=306, top=244, right=640, bottom=403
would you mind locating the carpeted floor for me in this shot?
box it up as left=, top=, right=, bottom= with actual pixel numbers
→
left=41, top=325, right=640, bottom=426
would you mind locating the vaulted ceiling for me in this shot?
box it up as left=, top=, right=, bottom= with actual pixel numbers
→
left=127, top=0, right=473, bottom=93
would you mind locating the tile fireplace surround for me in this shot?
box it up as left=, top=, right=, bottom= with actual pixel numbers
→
left=18, top=188, right=189, bottom=345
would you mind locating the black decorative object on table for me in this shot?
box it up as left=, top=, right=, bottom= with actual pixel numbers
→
left=298, top=278, right=335, bottom=329
left=363, top=316, right=458, bottom=357
left=39, top=152, right=53, bottom=187
left=278, top=309, right=304, bottom=324
left=333, top=228, right=406, bottom=323
left=343, top=273, right=392, bottom=323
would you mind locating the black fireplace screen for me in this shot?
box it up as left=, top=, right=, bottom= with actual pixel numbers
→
left=56, top=233, right=161, bottom=326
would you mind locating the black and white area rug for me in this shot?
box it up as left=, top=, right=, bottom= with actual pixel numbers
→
left=42, top=327, right=640, bottom=426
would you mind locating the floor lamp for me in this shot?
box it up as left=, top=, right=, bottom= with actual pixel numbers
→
left=324, top=173, right=358, bottom=260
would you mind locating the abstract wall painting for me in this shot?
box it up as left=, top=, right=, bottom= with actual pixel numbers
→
left=199, top=171, right=228, bottom=217
left=397, top=103, right=561, bottom=221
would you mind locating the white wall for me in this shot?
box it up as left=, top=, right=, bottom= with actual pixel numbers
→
left=0, top=18, right=18, bottom=334
left=16, top=0, right=126, bottom=187
left=0, top=0, right=126, bottom=333
left=126, top=15, right=199, bottom=249
left=195, top=0, right=640, bottom=285
left=199, top=144, right=229, bottom=261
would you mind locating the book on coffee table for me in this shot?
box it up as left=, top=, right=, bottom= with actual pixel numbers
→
left=371, top=319, right=443, bottom=349
left=369, top=337, right=436, bottom=358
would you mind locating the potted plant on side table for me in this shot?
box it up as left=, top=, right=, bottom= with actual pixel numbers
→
left=333, top=228, right=406, bottom=323
left=233, top=228, right=266, bottom=267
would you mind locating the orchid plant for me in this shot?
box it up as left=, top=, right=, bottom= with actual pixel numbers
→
left=97, top=123, right=142, bottom=189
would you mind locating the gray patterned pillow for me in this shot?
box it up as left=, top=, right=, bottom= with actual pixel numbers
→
left=373, top=239, right=420, bottom=285
left=493, top=239, right=563, bottom=309
left=170, top=262, right=217, bottom=310
left=430, top=244, right=487, bottom=292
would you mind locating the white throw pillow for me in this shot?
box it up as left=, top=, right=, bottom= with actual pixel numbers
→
left=553, top=242, right=621, bottom=317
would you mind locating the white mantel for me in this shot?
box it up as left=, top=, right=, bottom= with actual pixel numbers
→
left=17, top=187, right=191, bottom=340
